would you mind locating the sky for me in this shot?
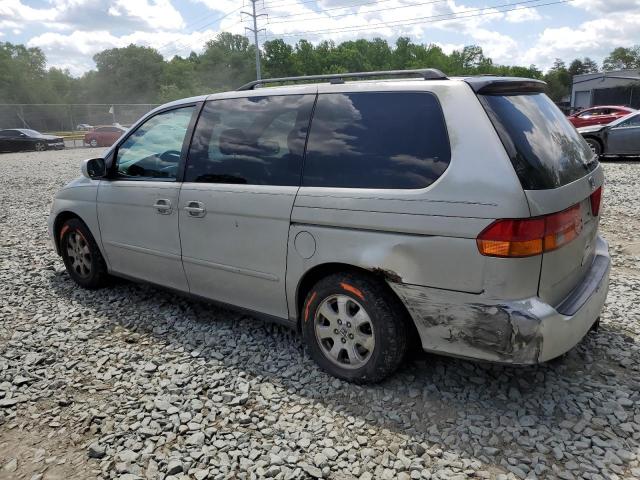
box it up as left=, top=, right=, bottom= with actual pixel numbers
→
left=0, top=0, right=639, bottom=76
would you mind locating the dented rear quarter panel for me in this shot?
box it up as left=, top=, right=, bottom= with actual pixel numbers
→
left=287, top=80, right=540, bottom=319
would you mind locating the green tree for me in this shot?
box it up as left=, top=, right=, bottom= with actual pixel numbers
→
left=602, top=46, right=640, bottom=70
left=0, top=42, right=49, bottom=103
left=197, top=33, right=255, bottom=92
left=263, top=39, right=296, bottom=78
left=92, top=44, right=165, bottom=103
left=544, top=59, right=572, bottom=102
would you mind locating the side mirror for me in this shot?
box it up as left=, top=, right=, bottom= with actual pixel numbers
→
left=81, top=157, right=106, bottom=179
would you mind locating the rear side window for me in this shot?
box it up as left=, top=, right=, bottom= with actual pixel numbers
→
left=186, top=95, right=315, bottom=185
left=303, top=92, right=450, bottom=189
left=479, top=93, right=597, bottom=190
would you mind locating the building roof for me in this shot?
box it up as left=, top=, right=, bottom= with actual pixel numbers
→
left=573, top=69, right=640, bottom=85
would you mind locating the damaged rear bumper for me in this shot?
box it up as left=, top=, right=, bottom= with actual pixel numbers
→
left=390, top=236, right=611, bottom=364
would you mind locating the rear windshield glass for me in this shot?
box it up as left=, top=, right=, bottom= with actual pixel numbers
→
left=479, top=93, right=597, bottom=190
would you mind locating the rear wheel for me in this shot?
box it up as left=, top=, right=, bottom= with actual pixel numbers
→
left=89, top=139, right=98, bottom=147
left=35, top=142, right=46, bottom=152
left=301, top=272, right=408, bottom=383
left=60, top=218, right=109, bottom=289
left=585, top=138, right=602, bottom=156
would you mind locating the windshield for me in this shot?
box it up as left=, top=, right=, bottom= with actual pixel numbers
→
left=609, top=111, right=639, bottom=127
left=479, top=93, right=597, bottom=190
left=18, top=129, right=42, bottom=136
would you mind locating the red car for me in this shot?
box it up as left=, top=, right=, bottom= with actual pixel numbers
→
left=568, top=106, right=635, bottom=128
left=84, top=126, right=126, bottom=147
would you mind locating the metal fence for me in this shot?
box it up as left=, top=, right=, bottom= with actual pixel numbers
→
left=0, top=104, right=159, bottom=132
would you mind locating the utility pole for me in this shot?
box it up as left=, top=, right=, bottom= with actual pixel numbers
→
left=242, top=0, right=266, bottom=80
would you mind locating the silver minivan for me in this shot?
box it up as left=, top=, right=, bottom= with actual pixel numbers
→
left=48, top=70, right=610, bottom=383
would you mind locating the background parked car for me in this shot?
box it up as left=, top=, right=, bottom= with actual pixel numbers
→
left=568, top=105, right=635, bottom=128
left=578, top=111, right=640, bottom=156
left=0, top=128, right=65, bottom=152
left=76, top=123, right=94, bottom=131
left=84, top=126, right=126, bottom=147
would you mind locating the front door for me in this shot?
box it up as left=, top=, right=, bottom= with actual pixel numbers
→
left=179, top=94, right=315, bottom=318
left=97, top=105, right=197, bottom=291
left=607, top=115, right=640, bottom=154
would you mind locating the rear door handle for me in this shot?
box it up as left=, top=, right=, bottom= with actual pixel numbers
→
left=153, top=198, right=172, bottom=214
left=184, top=201, right=206, bottom=218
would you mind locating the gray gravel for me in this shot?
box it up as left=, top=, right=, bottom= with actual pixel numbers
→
left=1, top=149, right=639, bottom=480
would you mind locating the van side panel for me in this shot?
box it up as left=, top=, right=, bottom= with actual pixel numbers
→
left=288, top=81, right=540, bottom=320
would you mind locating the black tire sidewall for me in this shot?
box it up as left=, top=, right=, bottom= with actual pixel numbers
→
left=35, top=142, right=46, bottom=151
left=586, top=138, right=602, bottom=155
left=301, top=273, right=407, bottom=383
left=60, top=219, right=107, bottom=289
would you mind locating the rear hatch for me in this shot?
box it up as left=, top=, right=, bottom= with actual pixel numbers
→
left=471, top=78, right=602, bottom=307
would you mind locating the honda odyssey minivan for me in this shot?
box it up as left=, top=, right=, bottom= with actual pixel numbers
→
left=49, top=69, right=610, bottom=383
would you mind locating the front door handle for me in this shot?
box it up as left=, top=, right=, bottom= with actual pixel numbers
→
left=184, top=201, right=206, bottom=218
left=153, top=199, right=172, bottom=214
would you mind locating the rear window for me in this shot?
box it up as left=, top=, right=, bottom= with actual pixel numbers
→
left=303, top=92, right=450, bottom=189
left=479, top=93, right=597, bottom=190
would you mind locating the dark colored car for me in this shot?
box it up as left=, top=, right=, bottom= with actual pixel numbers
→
left=0, top=129, right=65, bottom=152
left=568, top=105, right=635, bottom=128
left=578, top=111, right=640, bottom=156
left=84, top=126, right=126, bottom=147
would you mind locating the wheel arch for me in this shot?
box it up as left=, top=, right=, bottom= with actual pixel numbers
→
left=584, top=135, right=604, bottom=153
left=294, top=262, right=419, bottom=342
left=53, top=211, right=103, bottom=259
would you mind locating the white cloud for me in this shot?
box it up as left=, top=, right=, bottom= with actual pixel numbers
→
left=0, top=0, right=185, bottom=33
left=27, top=28, right=218, bottom=75
left=570, top=0, right=640, bottom=14
left=505, top=7, right=542, bottom=23
left=523, top=11, right=640, bottom=70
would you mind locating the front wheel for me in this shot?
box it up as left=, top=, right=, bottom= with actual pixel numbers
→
left=35, top=142, right=46, bottom=152
left=585, top=138, right=602, bottom=156
left=60, top=218, right=109, bottom=289
left=89, top=139, right=98, bottom=147
left=301, top=273, right=408, bottom=383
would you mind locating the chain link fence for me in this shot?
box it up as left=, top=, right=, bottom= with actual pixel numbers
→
left=0, top=104, right=159, bottom=133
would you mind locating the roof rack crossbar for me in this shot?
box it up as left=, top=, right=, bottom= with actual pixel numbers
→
left=237, top=68, right=448, bottom=91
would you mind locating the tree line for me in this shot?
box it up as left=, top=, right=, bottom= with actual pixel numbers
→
left=1, top=34, right=639, bottom=105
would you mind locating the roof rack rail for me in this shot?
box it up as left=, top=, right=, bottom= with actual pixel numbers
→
left=237, top=68, right=448, bottom=91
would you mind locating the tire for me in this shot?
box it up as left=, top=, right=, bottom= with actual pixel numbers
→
left=35, top=142, right=46, bottom=152
left=89, top=139, right=98, bottom=147
left=585, top=138, right=602, bottom=156
left=301, top=272, right=408, bottom=383
left=59, top=218, right=109, bottom=289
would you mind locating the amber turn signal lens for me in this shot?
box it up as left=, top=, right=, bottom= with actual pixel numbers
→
left=477, top=204, right=583, bottom=258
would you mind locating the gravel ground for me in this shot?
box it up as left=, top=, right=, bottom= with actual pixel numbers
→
left=0, top=148, right=639, bottom=480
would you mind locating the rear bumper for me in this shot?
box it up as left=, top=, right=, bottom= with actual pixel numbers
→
left=390, top=235, right=611, bottom=364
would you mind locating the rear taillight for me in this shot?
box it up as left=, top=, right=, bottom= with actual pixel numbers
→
left=590, top=186, right=602, bottom=216
left=477, top=204, right=583, bottom=258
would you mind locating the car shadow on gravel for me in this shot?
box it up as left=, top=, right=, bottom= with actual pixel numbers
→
left=47, top=270, right=639, bottom=463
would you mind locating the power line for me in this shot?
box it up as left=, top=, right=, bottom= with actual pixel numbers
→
left=160, top=16, right=247, bottom=58
left=267, top=0, right=450, bottom=25
left=263, top=0, right=571, bottom=38
left=156, top=7, right=242, bottom=56
left=266, top=0, right=435, bottom=21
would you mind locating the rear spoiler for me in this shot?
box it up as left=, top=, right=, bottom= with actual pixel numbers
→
left=464, top=77, right=547, bottom=95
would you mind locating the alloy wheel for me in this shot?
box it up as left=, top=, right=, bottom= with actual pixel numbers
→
left=314, top=294, right=375, bottom=369
left=66, top=231, right=92, bottom=278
